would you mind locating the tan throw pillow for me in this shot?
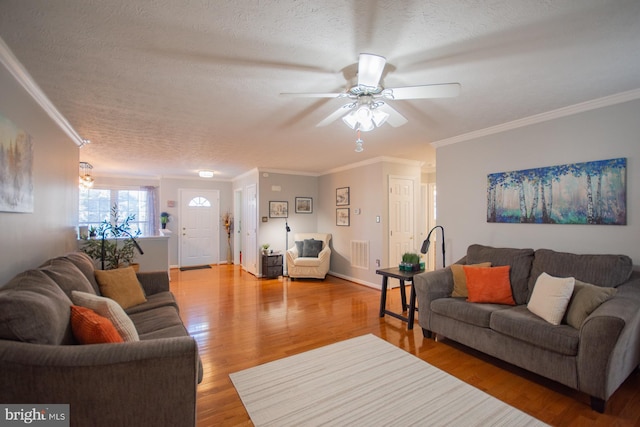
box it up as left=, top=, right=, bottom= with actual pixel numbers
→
left=71, top=291, right=139, bottom=342
left=95, top=267, right=146, bottom=309
left=564, top=280, right=617, bottom=329
left=527, top=273, right=575, bottom=325
left=451, top=262, right=491, bottom=297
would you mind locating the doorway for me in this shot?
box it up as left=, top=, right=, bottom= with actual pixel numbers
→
left=179, top=189, right=220, bottom=268
left=388, top=176, right=415, bottom=267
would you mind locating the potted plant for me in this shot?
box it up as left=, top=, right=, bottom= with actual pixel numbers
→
left=261, top=243, right=270, bottom=255
left=160, top=212, right=170, bottom=229
left=222, top=211, right=233, bottom=263
left=81, top=204, right=143, bottom=270
left=400, top=252, right=422, bottom=271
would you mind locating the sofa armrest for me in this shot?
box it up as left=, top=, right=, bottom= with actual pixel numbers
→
left=136, top=271, right=170, bottom=295
left=413, top=267, right=454, bottom=334
left=577, top=291, right=640, bottom=401
left=317, top=246, right=331, bottom=263
left=0, top=337, right=199, bottom=427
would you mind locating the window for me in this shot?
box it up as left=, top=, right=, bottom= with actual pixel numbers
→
left=79, top=187, right=153, bottom=236
left=188, top=197, right=211, bottom=207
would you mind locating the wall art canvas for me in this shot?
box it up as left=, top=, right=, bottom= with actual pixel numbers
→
left=0, top=113, right=33, bottom=213
left=487, top=158, right=626, bottom=225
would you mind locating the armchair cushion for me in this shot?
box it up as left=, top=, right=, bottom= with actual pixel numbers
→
left=302, top=239, right=323, bottom=257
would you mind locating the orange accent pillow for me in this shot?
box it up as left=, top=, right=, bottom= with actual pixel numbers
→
left=70, top=305, right=124, bottom=344
left=463, top=265, right=516, bottom=305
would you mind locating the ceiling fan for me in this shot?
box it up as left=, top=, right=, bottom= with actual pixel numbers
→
left=281, top=53, right=461, bottom=132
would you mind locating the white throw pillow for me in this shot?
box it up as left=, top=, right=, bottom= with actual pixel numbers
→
left=71, top=291, right=139, bottom=342
left=527, top=273, right=575, bottom=325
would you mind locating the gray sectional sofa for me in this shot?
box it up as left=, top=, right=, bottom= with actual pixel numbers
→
left=0, top=252, right=202, bottom=427
left=414, top=244, right=640, bottom=413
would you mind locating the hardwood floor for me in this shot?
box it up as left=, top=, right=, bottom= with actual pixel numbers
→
left=170, top=265, right=640, bottom=426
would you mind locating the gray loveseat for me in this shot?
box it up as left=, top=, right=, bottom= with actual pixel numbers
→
left=414, top=244, right=640, bottom=412
left=0, top=252, right=202, bottom=427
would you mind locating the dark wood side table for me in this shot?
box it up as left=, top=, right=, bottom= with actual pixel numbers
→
left=262, top=254, right=283, bottom=278
left=376, top=267, right=423, bottom=329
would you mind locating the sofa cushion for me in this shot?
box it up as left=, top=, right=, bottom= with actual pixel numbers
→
left=490, top=306, right=579, bottom=356
left=466, top=245, right=534, bottom=305
left=302, top=239, right=323, bottom=257
left=70, top=305, right=124, bottom=344
left=95, top=267, right=147, bottom=309
left=527, top=273, right=575, bottom=325
left=63, top=251, right=100, bottom=294
left=125, top=292, right=179, bottom=315
left=295, top=241, right=304, bottom=255
left=0, top=270, right=74, bottom=345
left=71, top=291, right=139, bottom=342
left=128, top=305, right=185, bottom=336
left=39, top=257, right=96, bottom=298
left=464, top=265, right=516, bottom=305
left=528, top=249, right=633, bottom=293
left=564, top=280, right=617, bottom=329
left=451, top=262, right=491, bottom=297
left=431, top=298, right=511, bottom=328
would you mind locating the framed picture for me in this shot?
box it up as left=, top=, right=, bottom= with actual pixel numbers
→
left=336, top=208, right=350, bottom=226
left=295, top=197, right=313, bottom=214
left=336, top=187, right=350, bottom=206
left=269, top=201, right=288, bottom=218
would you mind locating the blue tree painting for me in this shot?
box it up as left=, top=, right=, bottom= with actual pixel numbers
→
left=487, top=158, right=626, bottom=225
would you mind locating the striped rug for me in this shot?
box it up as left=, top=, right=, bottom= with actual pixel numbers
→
left=230, top=334, right=548, bottom=426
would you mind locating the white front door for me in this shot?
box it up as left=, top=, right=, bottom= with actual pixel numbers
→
left=244, top=184, right=258, bottom=275
left=179, top=189, right=220, bottom=267
left=389, top=176, right=415, bottom=267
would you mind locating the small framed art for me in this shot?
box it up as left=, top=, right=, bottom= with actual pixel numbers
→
left=336, top=187, right=350, bottom=206
left=295, top=197, right=313, bottom=214
left=336, top=208, right=350, bottom=226
left=269, top=201, right=288, bottom=218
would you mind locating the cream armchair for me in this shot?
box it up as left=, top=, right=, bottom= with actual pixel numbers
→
left=286, top=233, right=332, bottom=279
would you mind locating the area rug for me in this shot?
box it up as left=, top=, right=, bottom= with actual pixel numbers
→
left=230, top=334, right=548, bottom=427
left=179, top=265, right=211, bottom=271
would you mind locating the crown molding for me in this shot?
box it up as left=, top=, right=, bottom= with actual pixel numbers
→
left=0, top=37, right=85, bottom=147
left=432, top=88, right=640, bottom=148
left=321, top=156, right=423, bottom=176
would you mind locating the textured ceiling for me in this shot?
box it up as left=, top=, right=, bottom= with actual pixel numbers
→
left=0, top=0, right=639, bottom=179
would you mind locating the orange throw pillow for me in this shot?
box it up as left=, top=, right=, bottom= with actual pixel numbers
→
left=463, top=265, right=516, bottom=305
left=70, top=305, right=124, bottom=344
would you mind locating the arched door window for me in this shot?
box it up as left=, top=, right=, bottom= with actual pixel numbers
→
left=188, top=197, right=211, bottom=207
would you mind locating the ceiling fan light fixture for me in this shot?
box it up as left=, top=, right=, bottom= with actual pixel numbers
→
left=342, top=111, right=359, bottom=129
left=371, top=108, right=389, bottom=127
left=358, top=53, right=385, bottom=89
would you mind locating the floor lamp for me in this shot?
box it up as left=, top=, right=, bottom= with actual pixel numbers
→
left=420, top=225, right=445, bottom=268
left=284, top=221, right=291, bottom=276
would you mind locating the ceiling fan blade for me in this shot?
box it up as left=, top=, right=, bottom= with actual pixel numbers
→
left=376, top=103, right=408, bottom=127
left=357, top=53, right=386, bottom=89
left=387, top=83, right=461, bottom=100
left=280, top=92, right=345, bottom=98
left=317, top=104, right=355, bottom=127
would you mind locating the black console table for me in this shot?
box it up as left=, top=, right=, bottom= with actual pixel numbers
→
left=376, top=267, right=423, bottom=329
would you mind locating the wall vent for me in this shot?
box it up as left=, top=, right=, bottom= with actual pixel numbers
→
left=350, top=240, right=370, bottom=270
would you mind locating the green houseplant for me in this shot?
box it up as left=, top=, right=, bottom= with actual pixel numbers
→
left=81, top=204, right=142, bottom=270
left=400, top=252, right=422, bottom=271
left=160, top=212, right=170, bottom=229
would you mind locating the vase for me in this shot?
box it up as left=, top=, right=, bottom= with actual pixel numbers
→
left=227, top=246, right=232, bottom=264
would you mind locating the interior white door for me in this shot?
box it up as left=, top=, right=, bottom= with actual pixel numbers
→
left=244, top=184, right=258, bottom=275
left=389, top=177, right=415, bottom=267
left=179, top=189, right=219, bottom=267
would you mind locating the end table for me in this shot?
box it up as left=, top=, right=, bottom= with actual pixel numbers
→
left=376, top=267, right=423, bottom=329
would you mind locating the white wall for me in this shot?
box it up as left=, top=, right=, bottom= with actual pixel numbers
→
left=319, top=159, right=422, bottom=287
left=436, top=99, right=640, bottom=267
left=0, top=60, right=79, bottom=284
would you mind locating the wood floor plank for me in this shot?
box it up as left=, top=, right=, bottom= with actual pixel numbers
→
left=169, top=265, right=640, bottom=426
